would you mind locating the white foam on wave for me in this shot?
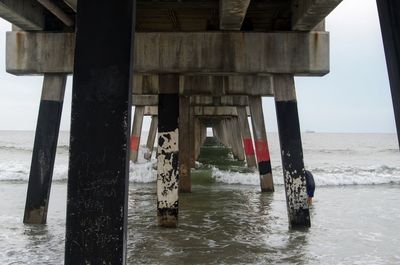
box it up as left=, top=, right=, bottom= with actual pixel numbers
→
left=1, top=145, right=399, bottom=186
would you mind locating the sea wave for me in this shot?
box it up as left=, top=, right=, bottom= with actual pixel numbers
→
left=1, top=145, right=399, bottom=185
left=1, top=160, right=399, bottom=186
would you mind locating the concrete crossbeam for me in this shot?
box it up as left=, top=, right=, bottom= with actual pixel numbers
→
left=292, top=0, right=342, bottom=31
left=0, top=0, right=46, bottom=30
left=132, top=95, right=250, bottom=107
left=6, top=31, right=329, bottom=76
left=143, top=106, right=239, bottom=117
left=133, top=74, right=273, bottom=95
left=219, top=0, right=251, bottom=30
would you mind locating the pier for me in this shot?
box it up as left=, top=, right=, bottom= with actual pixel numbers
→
left=0, top=0, right=399, bottom=264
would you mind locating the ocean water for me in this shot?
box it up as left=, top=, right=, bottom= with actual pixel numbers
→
left=0, top=131, right=400, bottom=264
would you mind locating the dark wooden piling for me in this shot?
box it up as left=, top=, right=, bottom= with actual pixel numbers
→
left=376, top=0, right=400, bottom=148
left=274, top=75, right=310, bottom=228
left=249, top=96, right=274, bottom=192
left=64, top=0, right=135, bottom=264
left=24, top=74, right=66, bottom=224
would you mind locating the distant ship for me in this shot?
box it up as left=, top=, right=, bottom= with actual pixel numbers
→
left=305, top=130, right=316, bottom=133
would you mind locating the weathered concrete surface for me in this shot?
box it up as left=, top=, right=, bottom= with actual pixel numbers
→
left=376, top=0, right=400, bottom=148
left=190, top=95, right=249, bottom=106
left=24, top=74, right=66, bottom=224
left=133, top=74, right=273, bottom=96
left=0, top=0, right=46, bottom=30
left=274, top=74, right=310, bottom=228
left=180, top=75, right=274, bottom=95
left=6, top=31, right=329, bottom=76
left=219, top=0, right=251, bottom=30
left=292, top=0, right=342, bottom=30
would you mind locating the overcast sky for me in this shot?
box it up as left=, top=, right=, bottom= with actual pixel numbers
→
left=0, top=0, right=396, bottom=133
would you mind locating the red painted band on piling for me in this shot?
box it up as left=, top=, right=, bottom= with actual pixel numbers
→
left=243, top=138, right=255, bottom=155
left=255, top=140, right=270, bottom=162
left=130, top=135, right=140, bottom=151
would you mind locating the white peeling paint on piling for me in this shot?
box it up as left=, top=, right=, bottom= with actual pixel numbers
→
left=157, top=129, right=179, bottom=227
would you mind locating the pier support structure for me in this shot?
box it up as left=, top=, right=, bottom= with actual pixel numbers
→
left=274, top=75, right=310, bottom=228
left=237, top=106, right=257, bottom=168
left=376, top=0, right=400, bottom=148
left=130, top=106, right=144, bottom=162
left=179, top=96, right=192, bottom=192
left=157, top=93, right=179, bottom=227
left=144, top=115, right=158, bottom=160
left=64, top=0, right=135, bottom=264
left=24, top=74, right=66, bottom=224
left=249, top=96, right=274, bottom=192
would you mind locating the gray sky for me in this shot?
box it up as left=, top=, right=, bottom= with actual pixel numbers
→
left=0, top=0, right=396, bottom=133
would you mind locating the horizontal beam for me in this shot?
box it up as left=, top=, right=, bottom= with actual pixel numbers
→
left=0, top=0, right=46, bottom=30
left=219, top=0, right=251, bottom=30
left=132, top=95, right=250, bottom=106
left=132, top=74, right=273, bottom=95
left=292, top=0, right=342, bottom=31
left=6, top=31, right=329, bottom=76
left=143, top=106, right=240, bottom=117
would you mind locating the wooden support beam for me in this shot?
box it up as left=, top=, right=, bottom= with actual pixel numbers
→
left=292, top=0, right=342, bottom=31
left=274, top=74, right=310, bottom=228
left=0, top=0, right=46, bottom=30
left=219, top=0, right=251, bottom=30
left=6, top=32, right=330, bottom=76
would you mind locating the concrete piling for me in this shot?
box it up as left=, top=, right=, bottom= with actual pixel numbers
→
left=64, top=0, right=135, bottom=263
left=232, top=117, right=246, bottom=161
left=144, top=115, right=158, bottom=160
left=274, top=75, right=310, bottom=228
left=130, top=106, right=144, bottom=162
left=249, top=96, right=274, bottom=192
left=23, top=74, right=66, bottom=224
left=237, top=106, right=257, bottom=168
left=376, top=0, right=400, bottom=148
left=179, top=96, right=192, bottom=192
left=157, top=94, right=179, bottom=227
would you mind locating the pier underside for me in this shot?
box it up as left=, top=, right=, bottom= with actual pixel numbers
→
left=3, top=0, right=399, bottom=264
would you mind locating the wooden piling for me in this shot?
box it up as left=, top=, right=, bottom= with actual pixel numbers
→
left=274, top=74, right=310, bottom=228
left=232, top=117, right=246, bottom=161
left=24, top=74, right=66, bottom=224
left=65, top=0, right=135, bottom=263
left=130, top=106, right=144, bottom=162
left=249, top=96, right=274, bottom=192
